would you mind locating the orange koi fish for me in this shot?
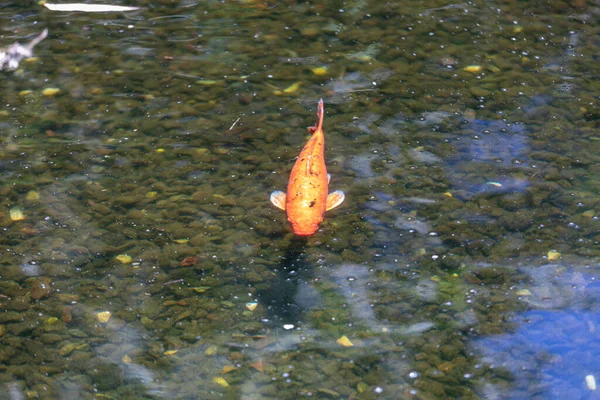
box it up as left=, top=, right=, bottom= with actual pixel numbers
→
left=271, top=99, right=345, bottom=236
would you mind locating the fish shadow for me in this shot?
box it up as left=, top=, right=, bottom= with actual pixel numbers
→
left=256, top=237, right=314, bottom=325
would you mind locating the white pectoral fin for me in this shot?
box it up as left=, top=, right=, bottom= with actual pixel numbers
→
left=326, top=190, right=345, bottom=211
left=270, top=191, right=286, bottom=210
left=327, top=173, right=331, bottom=184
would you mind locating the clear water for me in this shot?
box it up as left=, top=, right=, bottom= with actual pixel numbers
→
left=0, top=0, right=599, bottom=399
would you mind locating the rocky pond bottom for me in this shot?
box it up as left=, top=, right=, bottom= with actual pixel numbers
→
left=1, top=0, right=600, bottom=398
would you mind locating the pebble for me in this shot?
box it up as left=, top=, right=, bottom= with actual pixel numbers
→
left=30, top=277, right=53, bottom=300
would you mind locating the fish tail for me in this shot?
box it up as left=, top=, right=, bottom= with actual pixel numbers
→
left=316, top=98, right=324, bottom=132
left=309, top=99, right=324, bottom=134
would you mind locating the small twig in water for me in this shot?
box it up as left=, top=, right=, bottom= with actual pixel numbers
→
left=162, top=279, right=184, bottom=286
left=229, top=117, right=240, bottom=131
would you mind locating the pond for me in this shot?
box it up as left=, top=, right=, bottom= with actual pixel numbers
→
left=1, top=0, right=599, bottom=399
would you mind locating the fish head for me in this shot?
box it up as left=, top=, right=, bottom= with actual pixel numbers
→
left=290, top=220, right=320, bottom=236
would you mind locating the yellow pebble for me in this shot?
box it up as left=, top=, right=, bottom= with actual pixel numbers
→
left=311, top=66, right=328, bottom=76
left=156, top=148, right=165, bottom=153
left=515, top=289, right=532, bottom=296
left=96, top=311, right=112, bottom=323
left=204, top=345, right=218, bottom=356
left=122, top=355, right=132, bottom=364
left=9, top=207, right=25, bottom=221
left=547, top=250, right=561, bottom=261
left=246, top=302, right=258, bottom=311
left=42, top=88, right=60, bottom=96
left=443, top=192, right=453, bottom=198
left=19, top=90, right=33, bottom=96
left=463, top=65, right=482, bottom=73
left=212, top=377, right=229, bottom=387
left=115, top=254, right=132, bottom=264
left=164, top=350, right=178, bottom=356
left=26, top=191, right=40, bottom=201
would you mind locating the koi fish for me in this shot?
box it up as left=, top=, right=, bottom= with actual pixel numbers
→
left=270, top=99, right=345, bottom=235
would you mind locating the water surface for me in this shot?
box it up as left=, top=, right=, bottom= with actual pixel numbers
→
left=1, top=0, right=599, bottom=399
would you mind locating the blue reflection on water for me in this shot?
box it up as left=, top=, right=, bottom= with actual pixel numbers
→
left=445, top=118, right=531, bottom=196
left=474, top=273, right=600, bottom=400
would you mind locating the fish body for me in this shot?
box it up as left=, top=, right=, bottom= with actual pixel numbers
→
left=271, top=99, right=345, bottom=235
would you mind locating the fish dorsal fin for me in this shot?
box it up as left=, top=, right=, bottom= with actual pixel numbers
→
left=326, top=190, right=345, bottom=211
left=270, top=191, right=286, bottom=210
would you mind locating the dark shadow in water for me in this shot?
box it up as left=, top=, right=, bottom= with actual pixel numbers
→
left=256, top=236, right=312, bottom=325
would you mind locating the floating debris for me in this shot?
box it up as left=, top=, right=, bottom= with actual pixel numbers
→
left=195, top=79, right=221, bottom=86
left=336, top=335, right=354, bottom=347
left=179, top=256, right=198, bottom=267
left=547, top=250, right=561, bottom=260
left=345, top=44, right=380, bottom=62
left=283, top=324, right=295, bottom=330
left=273, top=81, right=301, bottom=95
left=212, top=377, right=229, bottom=388
left=246, top=302, right=258, bottom=311
left=59, top=343, right=80, bottom=356
left=587, top=375, right=596, bottom=391
left=486, top=181, right=503, bottom=187
left=9, top=207, right=25, bottom=221
left=115, top=254, right=132, bottom=264
left=582, top=210, right=595, bottom=218
left=43, top=3, right=140, bottom=12
left=0, top=29, right=48, bottom=71
left=96, top=311, right=112, bottom=323
left=250, top=359, right=264, bottom=372
left=317, top=388, right=341, bottom=397
left=222, top=365, right=236, bottom=373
